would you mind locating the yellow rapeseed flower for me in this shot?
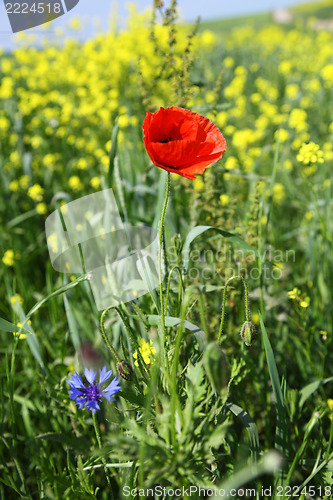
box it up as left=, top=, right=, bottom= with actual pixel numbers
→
left=288, top=287, right=310, bottom=308
left=297, top=142, right=324, bottom=166
left=13, top=323, right=27, bottom=340
left=321, top=64, right=333, bottom=87
left=68, top=176, right=83, bottom=192
left=133, top=339, right=156, bottom=368
left=193, top=177, right=204, bottom=191
left=9, top=180, right=19, bottom=192
left=272, top=183, right=286, bottom=204
left=305, top=210, right=315, bottom=221
left=90, top=177, right=101, bottom=190
left=288, top=287, right=300, bottom=300
left=219, top=194, right=229, bottom=206
left=275, top=129, right=289, bottom=143
left=19, top=175, right=30, bottom=189
left=2, top=250, right=15, bottom=266
left=300, top=296, right=310, bottom=308
left=36, top=203, right=47, bottom=215
left=223, top=56, right=234, bottom=68
left=28, top=184, right=44, bottom=202
left=10, top=294, right=23, bottom=305
left=289, top=109, right=307, bottom=132
left=327, top=399, right=333, bottom=419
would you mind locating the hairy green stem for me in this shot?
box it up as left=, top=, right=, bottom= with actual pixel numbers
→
left=92, top=412, right=113, bottom=497
left=100, top=307, right=121, bottom=363
left=158, top=172, right=171, bottom=360
left=258, top=201, right=265, bottom=319
left=217, top=275, right=250, bottom=345
left=114, top=307, right=149, bottom=381
left=164, top=265, right=183, bottom=316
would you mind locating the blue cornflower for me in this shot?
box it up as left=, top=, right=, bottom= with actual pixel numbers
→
left=67, top=366, right=121, bottom=413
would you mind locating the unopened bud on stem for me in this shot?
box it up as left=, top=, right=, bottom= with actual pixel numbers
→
left=117, top=360, right=133, bottom=381
left=240, top=321, right=256, bottom=346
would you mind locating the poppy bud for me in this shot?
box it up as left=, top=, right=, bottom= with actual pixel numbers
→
left=240, top=321, right=256, bottom=346
left=117, top=360, right=133, bottom=381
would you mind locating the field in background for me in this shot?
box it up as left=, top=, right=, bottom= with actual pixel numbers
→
left=1, top=1, right=333, bottom=498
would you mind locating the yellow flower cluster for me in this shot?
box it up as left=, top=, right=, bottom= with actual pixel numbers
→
left=12, top=320, right=32, bottom=340
left=13, top=322, right=27, bottom=340
left=2, top=250, right=15, bottom=266
left=297, top=142, right=324, bottom=165
left=28, top=184, right=44, bottom=202
left=133, top=339, right=156, bottom=368
left=10, top=294, right=24, bottom=305
left=328, top=399, right=333, bottom=421
left=288, top=288, right=310, bottom=308
left=1, top=5, right=219, bottom=219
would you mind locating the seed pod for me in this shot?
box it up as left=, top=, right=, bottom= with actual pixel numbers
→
left=240, top=321, right=256, bottom=346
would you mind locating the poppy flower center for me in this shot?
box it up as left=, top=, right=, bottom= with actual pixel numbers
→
left=159, top=136, right=178, bottom=143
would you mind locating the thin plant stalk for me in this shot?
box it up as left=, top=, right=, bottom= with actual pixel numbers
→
left=217, top=275, right=250, bottom=345
left=164, top=265, right=183, bottom=316
left=100, top=307, right=122, bottom=363
left=92, top=412, right=114, bottom=498
left=158, top=172, right=171, bottom=360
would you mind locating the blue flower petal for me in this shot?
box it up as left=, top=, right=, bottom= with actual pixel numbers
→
left=68, top=387, right=83, bottom=400
left=68, top=372, right=85, bottom=389
left=67, top=366, right=120, bottom=412
left=76, top=397, right=88, bottom=410
left=103, top=377, right=121, bottom=400
left=84, top=367, right=97, bottom=384
left=99, top=366, right=113, bottom=384
left=85, top=400, right=101, bottom=413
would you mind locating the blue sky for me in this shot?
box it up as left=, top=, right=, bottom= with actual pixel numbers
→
left=0, top=0, right=305, bottom=50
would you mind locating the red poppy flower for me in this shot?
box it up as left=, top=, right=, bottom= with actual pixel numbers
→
left=142, top=106, right=226, bottom=179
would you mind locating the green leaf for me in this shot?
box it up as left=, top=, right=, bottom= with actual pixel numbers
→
left=10, top=301, right=44, bottom=369
left=182, top=225, right=258, bottom=272
left=63, top=293, right=81, bottom=351
left=17, top=274, right=88, bottom=335
left=7, top=209, right=38, bottom=229
left=218, top=450, right=282, bottom=492
left=147, top=314, right=206, bottom=347
left=0, top=317, right=32, bottom=336
left=206, top=424, right=228, bottom=450
left=203, top=342, right=229, bottom=393
left=226, top=402, right=260, bottom=461
left=299, top=377, right=333, bottom=408
left=120, top=390, right=145, bottom=408
left=108, top=118, right=119, bottom=187
left=259, top=312, right=288, bottom=456
left=34, top=432, right=89, bottom=451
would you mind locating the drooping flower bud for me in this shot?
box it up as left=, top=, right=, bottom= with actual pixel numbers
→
left=240, top=321, right=256, bottom=346
left=117, top=360, right=134, bottom=381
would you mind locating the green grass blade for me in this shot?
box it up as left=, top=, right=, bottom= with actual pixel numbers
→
left=182, top=225, right=259, bottom=272
left=226, top=402, right=260, bottom=462
left=108, top=117, right=119, bottom=187
left=0, top=318, right=31, bottom=336
left=299, top=377, right=333, bottom=408
left=147, top=314, right=207, bottom=348
left=259, top=312, right=288, bottom=456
